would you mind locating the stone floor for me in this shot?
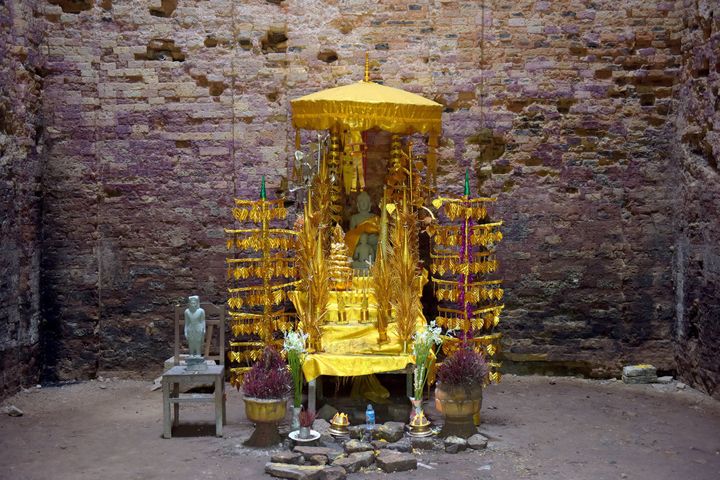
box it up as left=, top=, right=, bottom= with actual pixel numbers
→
left=1, top=375, right=719, bottom=480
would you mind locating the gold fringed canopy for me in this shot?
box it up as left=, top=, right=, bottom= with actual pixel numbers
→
left=291, top=81, right=442, bottom=135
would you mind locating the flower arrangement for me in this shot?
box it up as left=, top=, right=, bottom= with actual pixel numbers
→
left=298, top=408, right=316, bottom=428
left=436, top=345, right=489, bottom=388
left=242, top=346, right=292, bottom=399
left=412, top=321, right=443, bottom=401
left=283, top=329, right=308, bottom=408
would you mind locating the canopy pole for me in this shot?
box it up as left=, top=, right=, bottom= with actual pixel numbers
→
left=428, top=133, right=438, bottom=187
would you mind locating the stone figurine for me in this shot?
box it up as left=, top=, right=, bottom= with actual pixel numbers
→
left=346, top=191, right=379, bottom=264
left=184, top=295, right=207, bottom=370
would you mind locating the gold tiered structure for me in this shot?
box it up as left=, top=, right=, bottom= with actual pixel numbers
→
left=225, top=178, right=300, bottom=388
left=224, top=56, right=506, bottom=408
left=429, top=172, right=504, bottom=384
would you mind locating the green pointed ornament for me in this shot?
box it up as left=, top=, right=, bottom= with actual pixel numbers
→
left=260, top=175, right=266, bottom=200
left=464, top=169, right=470, bottom=196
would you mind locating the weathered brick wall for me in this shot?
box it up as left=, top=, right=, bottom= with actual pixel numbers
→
left=672, top=0, right=719, bottom=400
left=38, top=0, right=687, bottom=380
left=0, top=0, right=44, bottom=398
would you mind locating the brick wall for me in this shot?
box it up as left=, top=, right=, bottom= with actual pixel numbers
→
left=0, top=0, right=44, bottom=398
left=672, top=0, right=719, bottom=399
left=36, top=0, right=691, bottom=380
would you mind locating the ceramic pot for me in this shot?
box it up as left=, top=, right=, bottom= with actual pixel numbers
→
left=291, top=406, right=301, bottom=431
left=243, top=397, right=287, bottom=423
left=299, top=426, right=311, bottom=439
left=435, top=382, right=483, bottom=438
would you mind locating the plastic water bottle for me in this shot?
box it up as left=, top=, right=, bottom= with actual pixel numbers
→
left=365, top=404, right=375, bottom=440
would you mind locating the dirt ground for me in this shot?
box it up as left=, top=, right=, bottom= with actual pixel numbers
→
left=1, top=375, right=719, bottom=480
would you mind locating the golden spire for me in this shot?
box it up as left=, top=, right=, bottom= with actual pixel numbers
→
left=364, top=52, right=370, bottom=82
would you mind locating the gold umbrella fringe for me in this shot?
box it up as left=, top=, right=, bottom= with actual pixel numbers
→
left=430, top=225, right=503, bottom=247
left=225, top=233, right=296, bottom=251
left=440, top=333, right=502, bottom=358
left=232, top=203, right=288, bottom=223
left=436, top=305, right=504, bottom=331
left=434, top=286, right=504, bottom=303
left=226, top=260, right=297, bottom=280
left=227, top=285, right=299, bottom=310
left=430, top=256, right=498, bottom=276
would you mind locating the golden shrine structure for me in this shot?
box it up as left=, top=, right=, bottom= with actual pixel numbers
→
left=225, top=57, right=504, bottom=407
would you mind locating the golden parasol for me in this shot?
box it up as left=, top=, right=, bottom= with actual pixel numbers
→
left=290, top=55, right=443, bottom=179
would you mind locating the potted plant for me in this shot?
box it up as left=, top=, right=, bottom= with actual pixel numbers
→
left=434, top=344, right=489, bottom=438
left=283, top=329, right=308, bottom=431
left=242, top=346, right=292, bottom=447
left=298, top=408, right=316, bottom=439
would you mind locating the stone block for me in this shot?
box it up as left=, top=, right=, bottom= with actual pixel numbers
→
left=444, top=436, right=467, bottom=454
left=343, top=439, right=373, bottom=454
left=271, top=451, right=304, bottom=465
left=622, top=364, right=658, bottom=384
left=467, top=433, right=489, bottom=450
left=265, top=463, right=325, bottom=480
left=376, top=422, right=405, bottom=443
left=410, top=437, right=436, bottom=450
left=318, top=466, right=346, bottom=480
left=385, top=439, right=413, bottom=453
left=376, top=451, right=417, bottom=473
left=331, top=451, right=374, bottom=473
left=293, top=446, right=332, bottom=460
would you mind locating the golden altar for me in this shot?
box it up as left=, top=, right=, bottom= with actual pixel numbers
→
left=225, top=55, right=504, bottom=397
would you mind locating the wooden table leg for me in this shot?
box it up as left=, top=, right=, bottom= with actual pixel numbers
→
left=221, top=380, right=227, bottom=426
left=162, top=378, right=171, bottom=438
left=215, top=376, right=223, bottom=437
left=172, top=382, right=179, bottom=427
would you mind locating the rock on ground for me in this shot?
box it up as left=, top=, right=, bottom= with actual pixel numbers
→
left=331, top=451, right=375, bottom=473
left=318, top=466, right=346, bottom=480
left=343, top=439, right=373, bottom=454
left=265, top=462, right=325, bottom=480
left=316, top=405, right=338, bottom=421
left=271, top=451, right=304, bottom=465
left=375, top=451, right=417, bottom=473
left=444, top=436, right=468, bottom=454
left=376, top=421, right=405, bottom=442
left=467, top=433, right=489, bottom=450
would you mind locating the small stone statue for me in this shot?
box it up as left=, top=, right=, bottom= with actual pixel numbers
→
left=352, top=233, right=374, bottom=270
left=184, top=295, right=207, bottom=371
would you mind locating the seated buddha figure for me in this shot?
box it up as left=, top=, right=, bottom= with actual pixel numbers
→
left=346, top=191, right=379, bottom=269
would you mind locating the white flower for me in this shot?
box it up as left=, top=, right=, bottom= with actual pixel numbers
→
left=283, top=329, right=308, bottom=354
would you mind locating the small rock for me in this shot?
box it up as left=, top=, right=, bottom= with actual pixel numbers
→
left=265, top=462, right=325, bottom=480
left=313, top=419, right=331, bottom=434
left=385, top=439, right=413, bottom=453
left=371, top=440, right=388, bottom=450
left=316, top=404, right=338, bottom=421
left=622, top=364, right=657, bottom=384
left=318, top=466, right=346, bottom=480
left=99, top=385, right=107, bottom=390
left=656, top=376, right=673, bottom=384
left=293, top=446, right=332, bottom=461
left=376, top=451, right=417, bottom=473
left=467, top=433, right=489, bottom=450
left=309, top=455, right=327, bottom=466
left=348, top=424, right=378, bottom=440
left=376, top=422, right=405, bottom=443
left=331, top=451, right=374, bottom=474
left=676, top=382, right=687, bottom=390
left=410, top=437, right=435, bottom=450
left=272, top=451, right=304, bottom=465
left=343, top=439, right=374, bottom=454
left=444, top=436, right=467, bottom=454
left=5, top=405, right=23, bottom=417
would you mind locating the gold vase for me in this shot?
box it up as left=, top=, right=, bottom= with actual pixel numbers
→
left=243, top=397, right=288, bottom=423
